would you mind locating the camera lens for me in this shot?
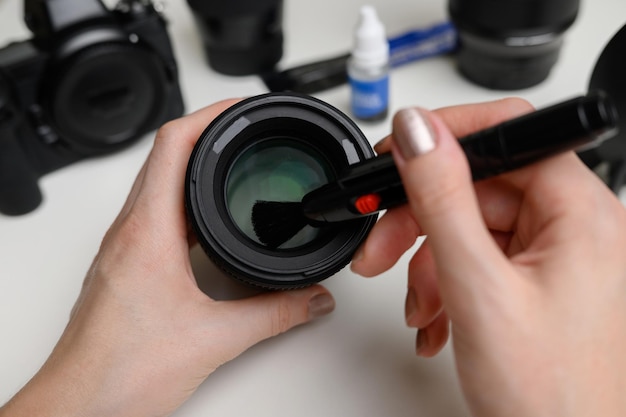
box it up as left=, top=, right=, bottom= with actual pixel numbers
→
left=186, top=0, right=283, bottom=76
left=186, top=92, right=376, bottom=289
left=448, top=0, right=580, bottom=90
left=48, top=43, right=170, bottom=153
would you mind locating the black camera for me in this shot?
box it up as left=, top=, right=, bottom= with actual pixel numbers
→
left=0, top=0, right=184, bottom=216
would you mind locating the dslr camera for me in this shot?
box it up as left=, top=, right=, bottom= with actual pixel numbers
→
left=0, top=0, right=184, bottom=216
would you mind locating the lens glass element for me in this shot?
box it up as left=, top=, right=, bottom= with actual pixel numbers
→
left=226, top=138, right=333, bottom=249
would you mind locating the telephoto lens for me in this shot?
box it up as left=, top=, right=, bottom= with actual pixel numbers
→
left=186, top=0, right=283, bottom=75
left=185, top=93, right=377, bottom=290
left=448, top=0, right=580, bottom=90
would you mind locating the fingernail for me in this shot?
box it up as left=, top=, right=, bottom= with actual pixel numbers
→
left=416, top=328, right=428, bottom=355
left=393, top=108, right=436, bottom=160
left=405, top=287, right=418, bottom=327
left=308, top=293, right=335, bottom=320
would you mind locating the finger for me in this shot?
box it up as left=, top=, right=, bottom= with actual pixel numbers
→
left=391, top=107, right=514, bottom=318
left=374, top=98, right=534, bottom=156
left=111, top=160, right=149, bottom=227
left=473, top=177, right=524, bottom=233
left=428, top=98, right=533, bottom=235
left=373, top=134, right=392, bottom=154
left=415, top=310, right=449, bottom=358
left=134, top=99, right=241, bottom=228
left=501, top=152, right=614, bottom=256
left=206, top=286, right=335, bottom=363
left=405, top=240, right=443, bottom=329
left=351, top=205, right=421, bottom=277
left=434, top=97, right=534, bottom=138
left=358, top=99, right=533, bottom=277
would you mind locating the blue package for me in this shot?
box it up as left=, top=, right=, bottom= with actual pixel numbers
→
left=389, top=21, right=458, bottom=67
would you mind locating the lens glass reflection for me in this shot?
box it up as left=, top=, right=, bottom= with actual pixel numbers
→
left=226, top=138, right=333, bottom=249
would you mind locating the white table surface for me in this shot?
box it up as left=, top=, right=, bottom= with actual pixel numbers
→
left=2, top=0, right=626, bottom=416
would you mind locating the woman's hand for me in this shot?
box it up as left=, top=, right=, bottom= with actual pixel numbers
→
left=352, top=99, right=626, bottom=417
left=0, top=101, right=335, bottom=417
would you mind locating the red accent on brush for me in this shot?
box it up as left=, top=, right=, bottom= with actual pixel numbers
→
left=354, top=193, right=382, bottom=214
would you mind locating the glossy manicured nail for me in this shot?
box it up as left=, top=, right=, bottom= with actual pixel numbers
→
left=393, top=108, right=436, bottom=160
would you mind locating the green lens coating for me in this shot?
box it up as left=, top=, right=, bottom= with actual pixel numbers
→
left=226, top=138, right=333, bottom=249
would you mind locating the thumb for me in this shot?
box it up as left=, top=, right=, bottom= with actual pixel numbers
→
left=212, top=286, right=335, bottom=360
left=391, top=108, right=511, bottom=313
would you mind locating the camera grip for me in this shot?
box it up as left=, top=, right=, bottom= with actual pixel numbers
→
left=0, top=104, right=42, bottom=216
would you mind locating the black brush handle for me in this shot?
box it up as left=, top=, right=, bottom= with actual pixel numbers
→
left=303, top=92, right=618, bottom=223
left=461, top=92, right=618, bottom=180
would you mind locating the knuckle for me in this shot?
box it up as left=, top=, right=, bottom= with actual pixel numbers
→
left=410, top=174, right=470, bottom=221
left=153, top=119, right=181, bottom=147
left=269, top=300, right=296, bottom=336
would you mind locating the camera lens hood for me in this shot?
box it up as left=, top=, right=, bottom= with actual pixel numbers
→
left=185, top=92, right=377, bottom=290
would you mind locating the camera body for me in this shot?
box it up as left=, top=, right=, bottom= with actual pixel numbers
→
left=0, top=0, right=184, bottom=215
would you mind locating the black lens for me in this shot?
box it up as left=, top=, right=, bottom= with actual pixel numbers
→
left=186, top=0, right=283, bottom=75
left=448, top=0, right=580, bottom=90
left=185, top=92, right=376, bottom=289
left=48, top=43, right=168, bottom=153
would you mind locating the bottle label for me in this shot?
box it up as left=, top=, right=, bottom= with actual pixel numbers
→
left=349, top=76, right=389, bottom=119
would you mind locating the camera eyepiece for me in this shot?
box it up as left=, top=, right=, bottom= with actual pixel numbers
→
left=185, top=93, right=377, bottom=290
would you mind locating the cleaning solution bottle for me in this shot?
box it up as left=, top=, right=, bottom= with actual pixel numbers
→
left=348, top=5, right=390, bottom=122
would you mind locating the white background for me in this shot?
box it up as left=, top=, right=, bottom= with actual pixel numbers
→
left=1, top=0, right=626, bottom=415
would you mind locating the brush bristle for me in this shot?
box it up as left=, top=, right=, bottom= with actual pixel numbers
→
left=251, top=200, right=310, bottom=248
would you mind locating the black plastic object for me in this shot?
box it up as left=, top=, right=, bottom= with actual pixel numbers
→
left=186, top=0, right=283, bottom=76
left=185, top=92, right=377, bottom=290
left=448, top=0, right=579, bottom=90
left=0, top=0, right=184, bottom=215
left=262, top=53, right=350, bottom=94
left=578, top=23, right=626, bottom=192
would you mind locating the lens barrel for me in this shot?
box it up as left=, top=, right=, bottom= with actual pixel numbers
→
left=185, top=93, right=377, bottom=290
left=186, top=0, right=283, bottom=75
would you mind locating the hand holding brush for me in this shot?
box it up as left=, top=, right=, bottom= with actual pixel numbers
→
left=252, top=93, right=618, bottom=248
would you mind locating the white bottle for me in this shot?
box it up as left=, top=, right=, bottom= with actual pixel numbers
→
left=348, top=5, right=390, bottom=121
